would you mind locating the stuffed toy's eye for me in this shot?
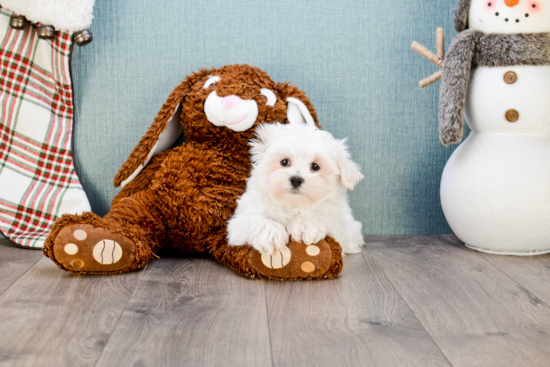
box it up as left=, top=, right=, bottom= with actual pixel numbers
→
left=260, top=88, right=277, bottom=106
left=203, top=76, right=221, bottom=89
left=281, top=159, right=290, bottom=167
left=311, top=163, right=320, bottom=171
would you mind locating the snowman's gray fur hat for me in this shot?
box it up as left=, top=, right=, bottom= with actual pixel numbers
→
left=455, top=0, right=472, bottom=32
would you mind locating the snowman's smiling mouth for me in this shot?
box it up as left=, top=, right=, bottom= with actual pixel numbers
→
left=493, top=11, right=531, bottom=24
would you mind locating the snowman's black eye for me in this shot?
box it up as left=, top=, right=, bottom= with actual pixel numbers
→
left=311, top=163, right=320, bottom=171
left=281, top=159, right=290, bottom=167
left=533, top=4, right=537, bottom=7
left=488, top=2, right=492, bottom=6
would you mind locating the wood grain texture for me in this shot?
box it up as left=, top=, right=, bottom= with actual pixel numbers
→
left=265, top=249, right=450, bottom=367
left=368, top=235, right=550, bottom=367
left=0, top=239, right=42, bottom=295
left=0, top=257, right=142, bottom=367
left=4, top=236, right=550, bottom=367
left=95, top=257, right=272, bottom=367
left=479, top=252, right=550, bottom=306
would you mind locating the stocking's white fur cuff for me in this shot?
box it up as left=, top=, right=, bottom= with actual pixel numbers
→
left=0, top=0, right=94, bottom=33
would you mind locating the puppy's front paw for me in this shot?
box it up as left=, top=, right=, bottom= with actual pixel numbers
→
left=249, top=220, right=289, bottom=255
left=287, top=220, right=325, bottom=245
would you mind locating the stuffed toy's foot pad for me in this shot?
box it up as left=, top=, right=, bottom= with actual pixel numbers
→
left=248, top=239, right=333, bottom=279
left=52, top=224, right=136, bottom=273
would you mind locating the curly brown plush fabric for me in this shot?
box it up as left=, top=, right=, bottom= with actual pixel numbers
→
left=44, top=64, right=343, bottom=280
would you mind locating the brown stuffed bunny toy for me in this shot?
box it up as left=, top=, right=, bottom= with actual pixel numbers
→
left=43, top=64, right=343, bottom=280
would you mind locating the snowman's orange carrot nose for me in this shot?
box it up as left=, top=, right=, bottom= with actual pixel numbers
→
left=504, top=0, right=519, bottom=7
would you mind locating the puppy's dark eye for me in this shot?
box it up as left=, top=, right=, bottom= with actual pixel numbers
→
left=281, top=159, right=290, bottom=167
left=311, top=163, right=320, bottom=171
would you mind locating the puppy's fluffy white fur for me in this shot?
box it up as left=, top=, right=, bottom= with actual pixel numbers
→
left=227, top=123, right=365, bottom=255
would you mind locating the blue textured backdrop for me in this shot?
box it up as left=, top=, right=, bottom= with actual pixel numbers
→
left=72, top=0, right=459, bottom=235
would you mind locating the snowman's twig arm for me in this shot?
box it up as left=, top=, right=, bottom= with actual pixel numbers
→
left=411, top=42, right=444, bottom=68
left=436, top=27, right=445, bottom=59
left=420, top=70, right=443, bottom=89
left=411, top=28, right=445, bottom=88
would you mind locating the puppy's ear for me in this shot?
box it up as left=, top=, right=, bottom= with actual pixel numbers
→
left=335, top=138, right=364, bottom=190
left=276, top=82, right=320, bottom=128
left=249, top=123, right=281, bottom=164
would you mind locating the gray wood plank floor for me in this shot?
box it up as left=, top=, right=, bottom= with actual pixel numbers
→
left=2, top=235, right=550, bottom=367
left=0, top=240, right=42, bottom=296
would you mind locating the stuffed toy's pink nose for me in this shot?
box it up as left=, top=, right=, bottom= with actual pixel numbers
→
left=504, top=0, right=519, bottom=7
left=221, top=95, right=241, bottom=110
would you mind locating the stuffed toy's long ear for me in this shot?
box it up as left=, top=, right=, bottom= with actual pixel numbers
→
left=113, top=87, right=186, bottom=188
left=276, top=82, right=320, bottom=128
left=335, top=138, right=364, bottom=190
left=114, top=69, right=214, bottom=187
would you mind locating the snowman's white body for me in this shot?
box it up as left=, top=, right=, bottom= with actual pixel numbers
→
left=439, top=0, right=550, bottom=255
left=441, top=65, right=550, bottom=254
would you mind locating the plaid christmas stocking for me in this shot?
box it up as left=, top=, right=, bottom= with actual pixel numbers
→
left=0, top=2, right=94, bottom=248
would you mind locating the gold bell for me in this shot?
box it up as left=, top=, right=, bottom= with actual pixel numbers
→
left=73, top=29, right=93, bottom=46
left=9, top=15, right=29, bottom=30
left=37, top=25, right=56, bottom=40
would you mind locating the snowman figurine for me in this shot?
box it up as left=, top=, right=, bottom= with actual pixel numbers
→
left=416, top=0, right=550, bottom=255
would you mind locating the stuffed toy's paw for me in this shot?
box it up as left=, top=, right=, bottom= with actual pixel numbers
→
left=50, top=224, right=136, bottom=273
left=44, top=212, right=154, bottom=275
left=246, top=236, right=342, bottom=280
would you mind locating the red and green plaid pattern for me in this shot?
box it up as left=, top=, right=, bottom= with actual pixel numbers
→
left=0, top=9, right=90, bottom=248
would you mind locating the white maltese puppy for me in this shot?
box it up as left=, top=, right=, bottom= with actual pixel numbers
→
left=227, top=123, right=365, bottom=255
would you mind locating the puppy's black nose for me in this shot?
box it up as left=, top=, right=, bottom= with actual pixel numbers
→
left=290, top=176, right=304, bottom=189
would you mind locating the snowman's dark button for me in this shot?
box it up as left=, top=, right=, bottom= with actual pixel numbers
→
left=505, top=109, right=519, bottom=123
left=504, top=71, right=517, bottom=84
